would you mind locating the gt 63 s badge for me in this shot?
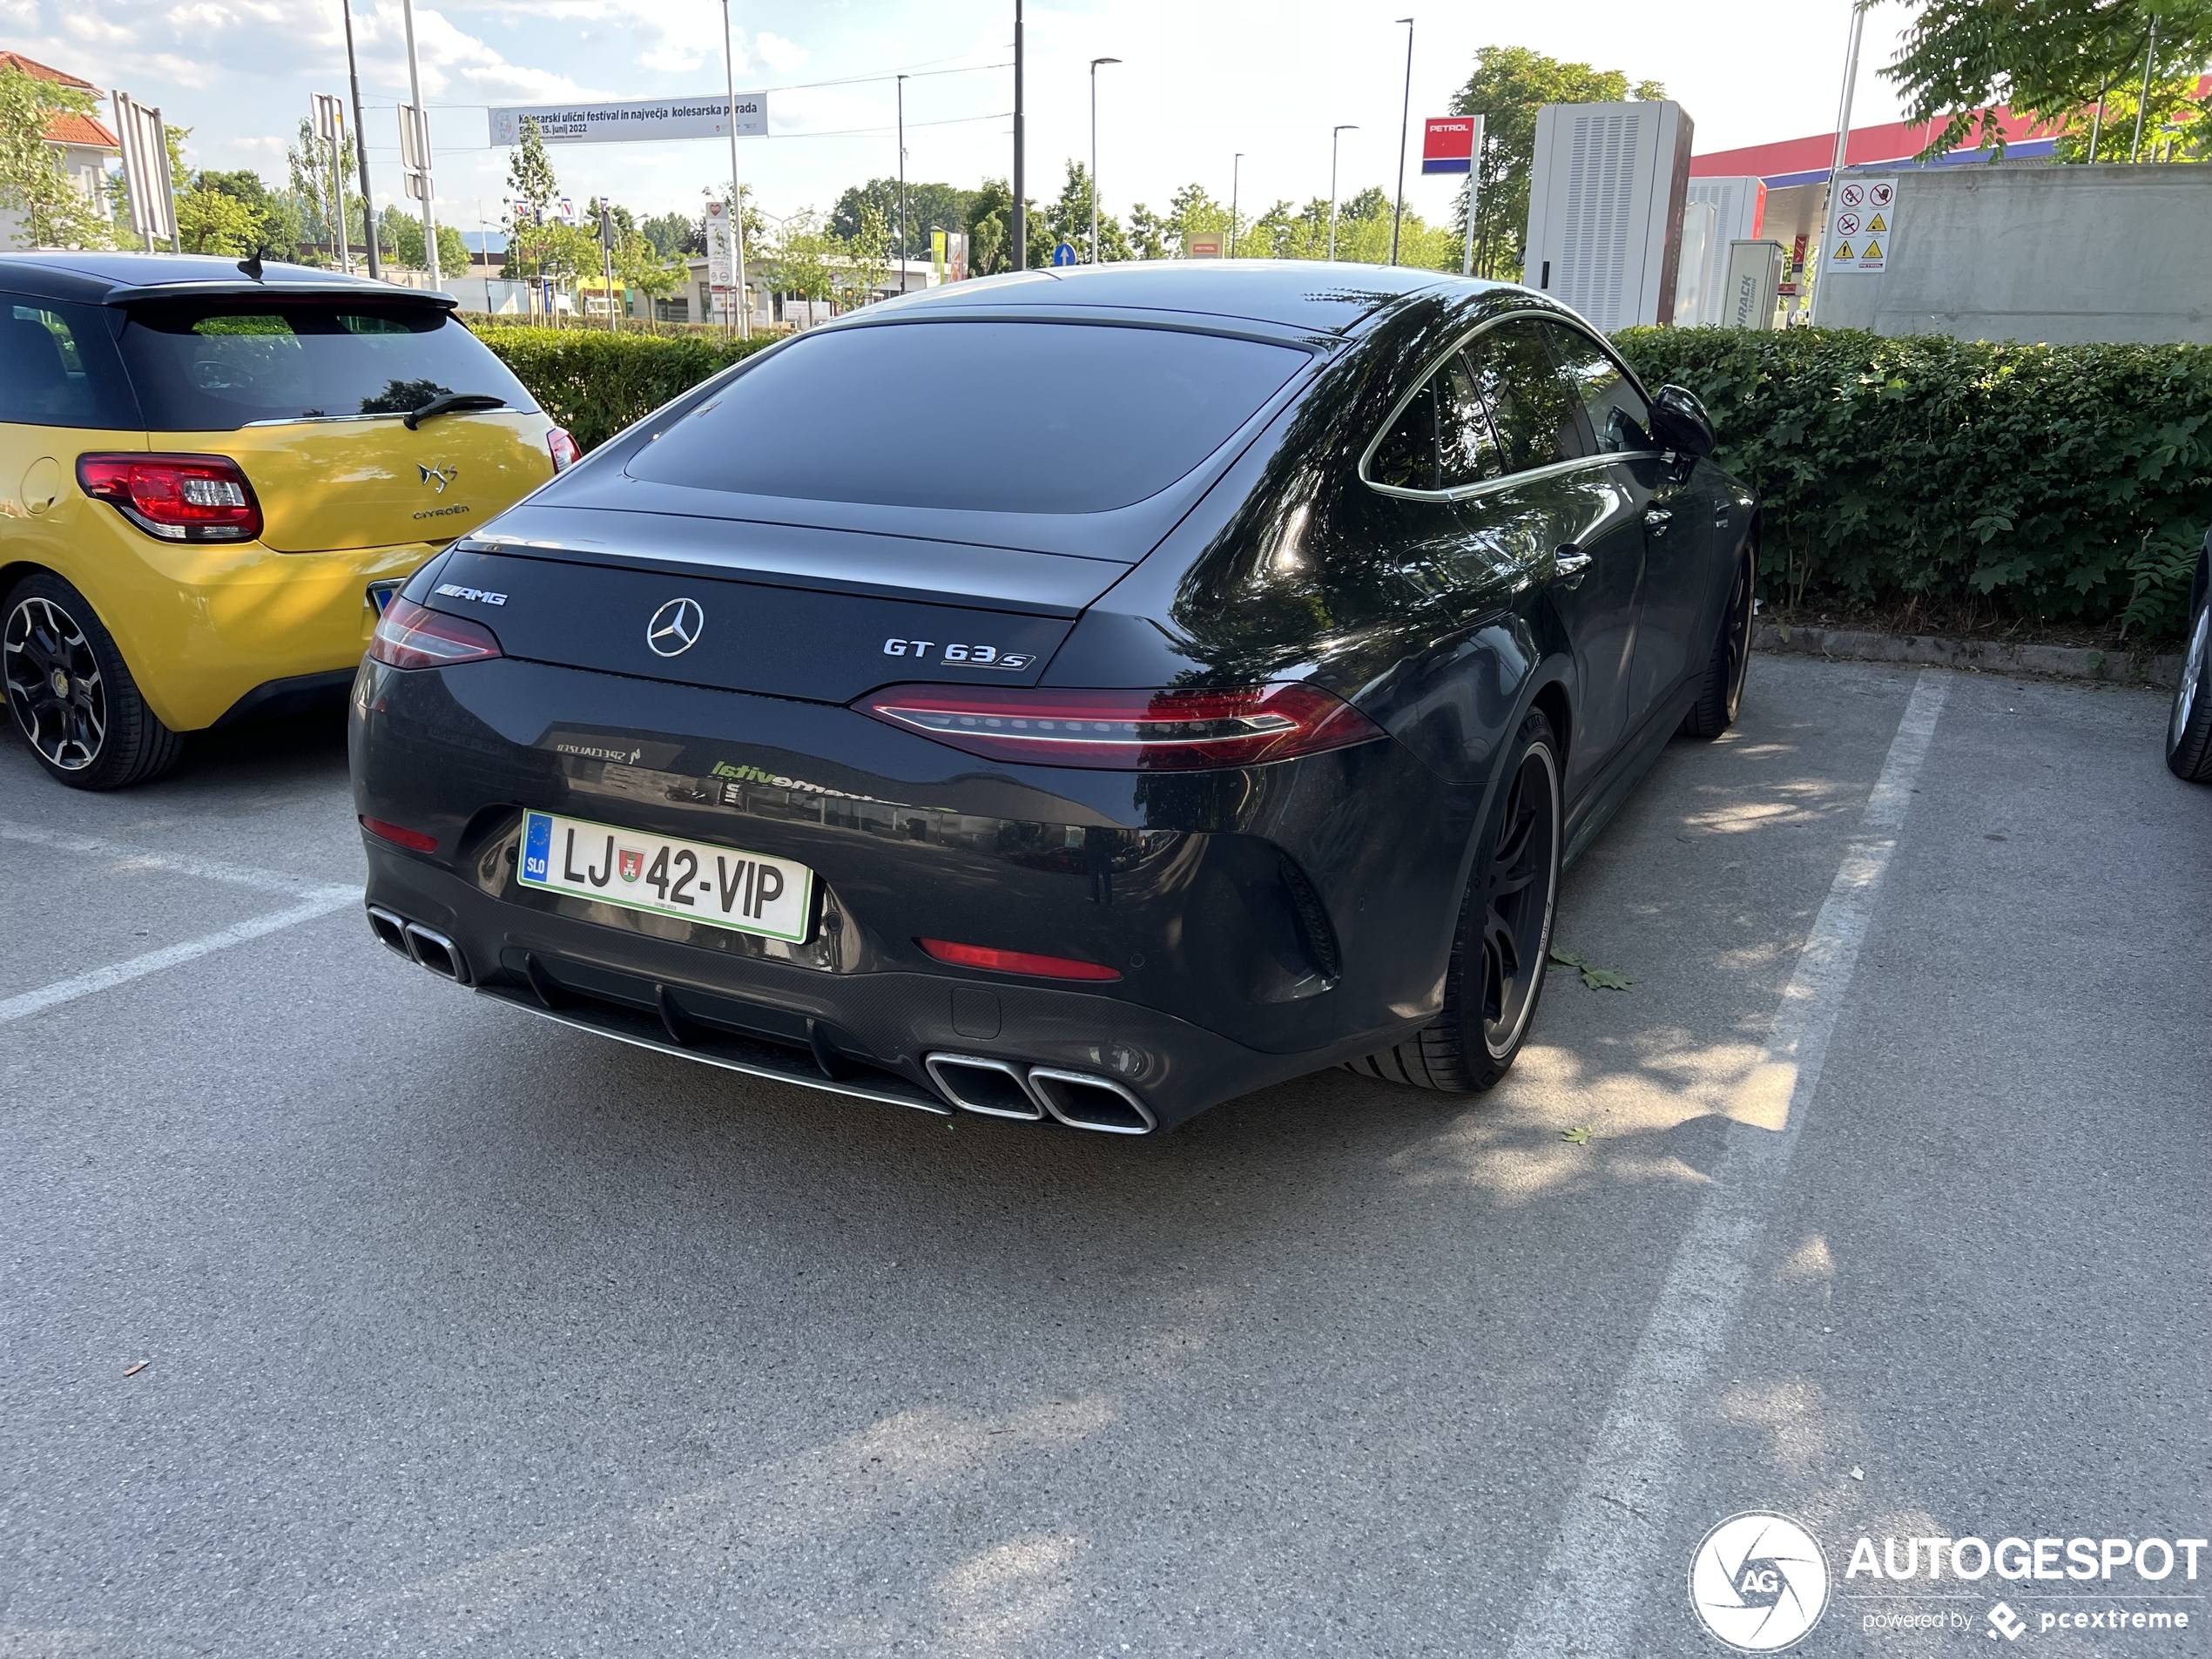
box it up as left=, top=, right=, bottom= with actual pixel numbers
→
left=883, top=637, right=1035, bottom=670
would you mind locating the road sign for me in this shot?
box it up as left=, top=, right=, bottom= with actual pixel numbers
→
left=489, top=95, right=767, bottom=146
left=1185, top=231, right=1226, bottom=259
left=1052, top=241, right=1077, bottom=266
left=1421, top=115, right=1477, bottom=174
left=1824, top=176, right=1898, bottom=273
left=111, top=91, right=178, bottom=250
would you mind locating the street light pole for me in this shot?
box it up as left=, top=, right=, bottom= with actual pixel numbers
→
left=1012, top=0, right=1027, bottom=270
left=1390, top=17, right=1413, bottom=266
left=1230, top=152, right=1242, bottom=255
left=401, top=0, right=439, bottom=285
left=2130, top=17, right=2159, bottom=161
left=896, top=73, right=907, bottom=281
left=1329, top=124, right=1357, bottom=261
left=341, top=0, right=380, bottom=279
left=1809, top=0, right=1867, bottom=326
left=720, top=0, right=750, bottom=339
left=1089, top=57, right=1120, bottom=263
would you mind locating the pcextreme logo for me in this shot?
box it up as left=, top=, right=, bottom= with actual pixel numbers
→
left=1689, top=1513, right=1831, bottom=1652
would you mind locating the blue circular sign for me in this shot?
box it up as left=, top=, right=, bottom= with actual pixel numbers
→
left=1052, top=241, right=1078, bottom=266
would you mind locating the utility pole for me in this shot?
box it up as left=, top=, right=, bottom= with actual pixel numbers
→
left=1230, top=152, right=1242, bottom=255
left=896, top=73, right=907, bottom=281
left=2130, top=18, right=2159, bottom=161
left=1012, top=0, right=1027, bottom=270
left=1809, top=0, right=1866, bottom=326
left=400, top=0, right=439, bottom=285
left=1329, top=124, right=1356, bottom=261
left=1390, top=17, right=1413, bottom=266
left=598, top=200, right=617, bottom=332
left=341, top=0, right=380, bottom=278
left=1089, top=57, right=1119, bottom=262
left=720, top=0, right=751, bottom=338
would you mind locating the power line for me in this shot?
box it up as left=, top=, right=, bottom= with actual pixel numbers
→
left=390, top=59, right=1014, bottom=111
left=360, top=109, right=1013, bottom=153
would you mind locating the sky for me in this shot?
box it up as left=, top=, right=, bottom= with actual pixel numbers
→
left=0, top=0, right=1925, bottom=236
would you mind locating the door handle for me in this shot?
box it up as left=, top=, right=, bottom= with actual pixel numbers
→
left=1644, top=507, right=1673, bottom=529
left=1554, top=544, right=1593, bottom=587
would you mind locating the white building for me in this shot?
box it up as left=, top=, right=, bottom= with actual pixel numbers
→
left=0, top=52, right=119, bottom=251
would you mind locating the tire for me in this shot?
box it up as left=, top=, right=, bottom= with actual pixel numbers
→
left=3, top=572, right=185, bottom=790
left=1680, top=546, right=1756, bottom=740
left=2167, top=574, right=2212, bottom=784
left=1346, top=708, right=1563, bottom=1093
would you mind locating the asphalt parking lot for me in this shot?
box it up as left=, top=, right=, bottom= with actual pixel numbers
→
left=3, top=653, right=2206, bottom=1658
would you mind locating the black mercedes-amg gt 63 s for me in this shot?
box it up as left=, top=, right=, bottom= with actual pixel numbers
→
left=352, top=262, right=1757, bottom=1135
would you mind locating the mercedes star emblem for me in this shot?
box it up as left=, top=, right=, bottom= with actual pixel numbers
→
left=646, top=597, right=705, bottom=657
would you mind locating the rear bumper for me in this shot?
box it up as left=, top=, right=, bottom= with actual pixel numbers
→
left=361, top=846, right=1332, bottom=1129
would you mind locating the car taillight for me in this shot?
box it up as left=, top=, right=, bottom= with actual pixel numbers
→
left=360, top=815, right=437, bottom=852
left=368, top=596, right=503, bottom=670
left=77, top=453, right=263, bottom=542
left=547, top=428, right=581, bottom=472
left=854, top=681, right=1386, bottom=770
left=918, top=939, right=1122, bottom=981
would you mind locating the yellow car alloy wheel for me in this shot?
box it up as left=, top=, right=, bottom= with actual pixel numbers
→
left=3, top=570, right=184, bottom=789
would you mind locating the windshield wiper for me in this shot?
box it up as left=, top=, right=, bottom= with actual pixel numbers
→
left=403, top=392, right=509, bottom=430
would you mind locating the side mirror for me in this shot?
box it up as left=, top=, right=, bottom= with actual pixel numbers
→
left=1649, top=384, right=1716, bottom=460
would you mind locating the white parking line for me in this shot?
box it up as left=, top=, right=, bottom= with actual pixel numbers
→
left=0, top=819, right=346, bottom=900
left=0, top=819, right=359, bottom=1026
left=1506, top=669, right=1950, bottom=1659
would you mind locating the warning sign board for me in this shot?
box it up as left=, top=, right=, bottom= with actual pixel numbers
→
left=1824, top=176, right=1898, bottom=273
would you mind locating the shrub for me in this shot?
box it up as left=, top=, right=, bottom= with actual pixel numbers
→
left=466, top=324, right=775, bottom=453
left=1613, top=327, right=2212, bottom=639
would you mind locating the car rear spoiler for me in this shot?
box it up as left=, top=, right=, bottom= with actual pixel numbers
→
left=100, top=280, right=459, bottom=308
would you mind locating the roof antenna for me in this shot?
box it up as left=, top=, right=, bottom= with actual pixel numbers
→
left=238, top=250, right=264, bottom=281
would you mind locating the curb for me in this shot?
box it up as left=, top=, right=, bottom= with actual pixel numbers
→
left=1754, top=622, right=2182, bottom=689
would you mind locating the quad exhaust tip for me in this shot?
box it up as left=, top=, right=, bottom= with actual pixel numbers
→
left=926, top=1053, right=1157, bottom=1134
left=366, top=905, right=470, bottom=986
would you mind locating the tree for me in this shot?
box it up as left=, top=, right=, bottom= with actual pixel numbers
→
left=1041, top=160, right=1131, bottom=261
left=1449, top=47, right=1665, bottom=280
left=837, top=202, right=893, bottom=307
left=506, top=116, right=558, bottom=222
left=1885, top=0, right=2212, bottom=158
left=833, top=176, right=974, bottom=262
left=640, top=210, right=702, bottom=259
left=381, top=204, right=466, bottom=275
left=0, top=64, right=112, bottom=248
left=964, top=177, right=1048, bottom=274
left=177, top=188, right=264, bottom=255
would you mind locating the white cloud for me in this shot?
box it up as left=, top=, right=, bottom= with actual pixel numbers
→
left=753, top=30, right=807, bottom=72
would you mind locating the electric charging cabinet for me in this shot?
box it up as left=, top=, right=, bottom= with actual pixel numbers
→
left=1723, top=240, right=1787, bottom=330
left=1523, top=100, right=1695, bottom=329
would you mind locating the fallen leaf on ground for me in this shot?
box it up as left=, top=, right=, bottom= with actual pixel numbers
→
left=123, top=1362, right=148, bottom=1378
left=1581, top=966, right=1634, bottom=991
left=1548, top=946, right=1586, bottom=969
left=1561, top=1126, right=1593, bottom=1144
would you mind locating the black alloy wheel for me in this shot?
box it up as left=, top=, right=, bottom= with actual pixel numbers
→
left=1682, top=548, right=1756, bottom=740
left=3, top=573, right=184, bottom=790
left=1346, top=708, right=1563, bottom=1093
left=2167, top=572, right=2212, bottom=783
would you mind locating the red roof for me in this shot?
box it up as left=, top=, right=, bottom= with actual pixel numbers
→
left=0, top=51, right=120, bottom=150
left=1691, top=108, right=2054, bottom=178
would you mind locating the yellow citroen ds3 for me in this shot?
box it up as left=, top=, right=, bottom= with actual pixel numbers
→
left=1, top=252, right=576, bottom=788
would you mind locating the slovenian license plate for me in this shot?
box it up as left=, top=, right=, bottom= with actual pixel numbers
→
left=516, top=810, right=814, bottom=943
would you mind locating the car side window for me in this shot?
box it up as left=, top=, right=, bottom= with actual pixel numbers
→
left=1369, top=378, right=1438, bottom=492
left=1436, top=353, right=1505, bottom=489
left=1460, top=319, right=1581, bottom=475
left=1542, top=324, right=1656, bottom=457
left=0, top=297, right=137, bottom=429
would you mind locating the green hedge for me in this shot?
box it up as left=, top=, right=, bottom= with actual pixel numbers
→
left=1614, top=327, right=2212, bottom=638
left=467, top=324, right=774, bottom=453
left=470, top=320, right=2212, bottom=639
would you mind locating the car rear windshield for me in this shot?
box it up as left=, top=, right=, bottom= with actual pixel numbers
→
left=624, top=320, right=1309, bottom=514
left=117, top=300, right=537, bottom=431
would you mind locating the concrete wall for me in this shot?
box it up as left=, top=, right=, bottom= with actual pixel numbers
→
left=1816, top=163, right=2212, bottom=344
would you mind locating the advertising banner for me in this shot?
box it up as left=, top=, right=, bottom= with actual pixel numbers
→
left=490, top=95, right=767, bottom=146
left=1421, top=115, right=1477, bottom=174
